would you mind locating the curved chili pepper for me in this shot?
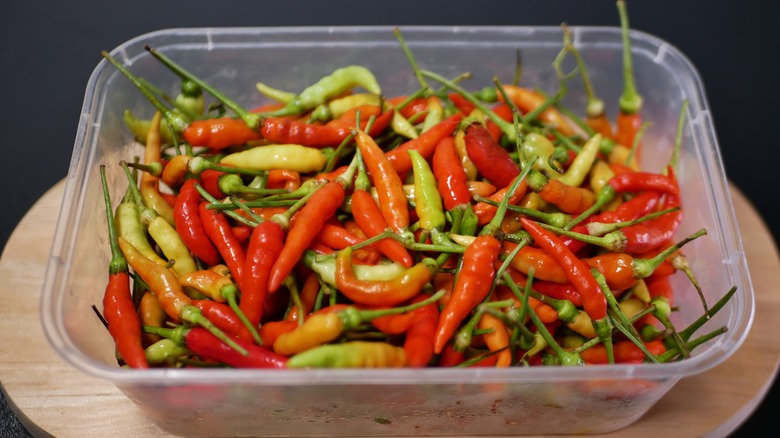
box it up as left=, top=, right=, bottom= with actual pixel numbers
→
left=618, top=168, right=682, bottom=254
left=385, top=113, right=462, bottom=174
left=155, top=326, right=287, bottom=369
left=118, top=237, right=247, bottom=356
left=498, top=84, right=575, bottom=136
left=274, top=292, right=442, bottom=355
left=286, top=341, right=406, bottom=368
left=335, top=247, right=438, bottom=306
left=354, top=129, right=410, bottom=233
left=100, top=166, right=148, bottom=369
left=525, top=170, right=595, bottom=215
left=463, top=123, right=519, bottom=189
left=478, top=307, right=512, bottom=367
left=138, top=291, right=168, bottom=346
left=174, top=179, right=221, bottom=266
left=268, top=181, right=345, bottom=293
left=199, top=202, right=247, bottom=289
left=434, top=234, right=501, bottom=354
left=241, top=220, right=284, bottom=330
left=114, top=195, right=167, bottom=268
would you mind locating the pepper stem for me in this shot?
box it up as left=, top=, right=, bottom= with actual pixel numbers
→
left=617, top=0, right=643, bottom=115
left=100, top=165, right=128, bottom=276
left=145, top=45, right=262, bottom=130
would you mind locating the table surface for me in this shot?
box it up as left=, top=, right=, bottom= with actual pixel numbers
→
left=0, top=180, right=778, bottom=438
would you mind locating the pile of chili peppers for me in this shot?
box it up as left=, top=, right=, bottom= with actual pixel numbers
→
left=96, top=1, right=736, bottom=370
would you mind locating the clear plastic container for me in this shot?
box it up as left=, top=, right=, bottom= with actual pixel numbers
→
left=41, top=26, right=754, bottom=436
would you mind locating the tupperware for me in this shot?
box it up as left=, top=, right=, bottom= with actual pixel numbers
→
left=41, top=26, right=754, bottom=436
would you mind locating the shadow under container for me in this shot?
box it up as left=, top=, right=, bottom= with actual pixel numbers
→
left=41, top=26, right=754, bottom=436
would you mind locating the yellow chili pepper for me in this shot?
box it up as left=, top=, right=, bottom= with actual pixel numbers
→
left=286, top=341, right=407, bottom=368
left=140, top=111, right=176, bottom=227
left=219, top=144, right=328, bottom=173
left=553, top=133, right=602, bottom=187
left=454, top=128, right=478, bottom=181
left=178, top=270, right=234, bottom=302
left=566, top=310, right=597, bottom=339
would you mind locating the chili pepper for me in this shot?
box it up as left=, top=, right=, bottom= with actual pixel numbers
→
left=477, top=305, right=513, bottom=367
left=149, top=326, right=287, bottom=368
left=385, top=113, right=463, bottom=174
left=301, top=249, right=408, bottom=289
left=118, top=236, right=248, bottom=355
left=121, top=163, right=199, bottom=277
left=178, top=269, right=233, bottom=302
left=498, top=84, right=575, bottom=136
left=265, top=169, right=301, bottom=191
left=581, top=339, right=665, bottom=364
left=199, top=201, right=247, bottom=289
left=265, top=65, right=381, bottom=117
left=502, top=242, right=568, bottom=283
left=193, top=299, right=255, bottom=342
left=99, top=166, right=148, bottom=369
left=161, top=154, right=192, bottom=189
left=453, top=128, right=479, bottom=181
left=286, top=341, right=406, bottom=368
left=463, top=123, right=519, bottom=189
left=139, top=111, right=176, bottom=226
left=472, top=185, right=527, bottom=226
left=525, top=170, right=596, bottom=215
left=123, top=109, right=176, bottom=145
left=114, top=192, right=168, bottom=268
left=519, top=217, right=612, bottom=354
left=274, top=290, right=443, bottom=355
left=617, top=167, right=683, bottom=254
left=353, top=128, right=410, bottom=234
left=348, top=191, right=417, bottom=267
left=408, top=148, right=452, bottom=243
left=219, top=144, right=328, bottom=173
left=268, top=181, right=345, bottom=293
left=174, top=79, right=205, bottom=118
left=144, top=338, right=192, bottom=366
left=614, top=0, right=644, bottom=155
left=583, top=228, right=704, bottom=291
left=285, top=272, right=320, bottom=322
left=520, top=132, right=564, bottom=177
left=370, top=293, right=439, bottom=367
left=138, top=290, right=168, bottom=346
left=199, top=169, right=227, bottom=198
left=434, top=234, right=501, bottom=354
left=183, top=117, right=263, bottom=150
left=387, top=95, right=428, bottom=120
left=335, top=246, right=438, bottom=306
left=174, top=179, right=222, bottom=266
left=432, top=136, right=471, bottom=210
left=241, top=220, right=284, bottom=331
left=552, top=133, right=602, bottom=188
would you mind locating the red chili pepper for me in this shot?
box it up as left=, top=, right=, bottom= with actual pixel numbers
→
left=354, top=129, right=410, bottom=233
left=447, top=92, right=476, bottom=115
left=387, top=95, right=428, bottom=120
left=258, top=320, right=298, bottom=346
left=473, top=185, right=527, bottom=225
left=519, top=217, right=607, bottom=321
left=464, top=123, right=519, bottom=189
left=646, top=274, right=674, bottom=304
left=241, top=220, right=284, bottom=330
left=199, top=169, right=227, bottom=198
left=334, top=247, right=438, bottom=306
left=581, top=339, right=666, bottom=364
left=260, top=117, right=344, bottom=148
left=350, top=189, right=413, bottom=267
left=268, top=181, right=345, bottom=293
left=434, top=234, right=502, bottom=354
left=486, top=103, right=514, bottom=142
left=174, top=179, right=221, bottom=266
left=607, top=172, right=679, bottom=195
left=183, top=117, right=263, bottom=150
left=185, top=327, right=287, bottom=368
left=402, top=294, right=439, bottom=367
left=199, top=202, right=247, bottom=289
left=432, top=136, right=471, bottom=210
left=385, top=113, right=462, bottom=174
left=193, top=299, right=255, bottom=341
left=266, top=169, right=301, bottom=191
left=100, top=166, right=148, bottom=369
left=505, top=268, right=583, bottom=307
left=619, top=168, right=682, bottom=254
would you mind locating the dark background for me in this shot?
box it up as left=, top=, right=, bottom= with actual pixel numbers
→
left=1, top=1, right=777, bottom=436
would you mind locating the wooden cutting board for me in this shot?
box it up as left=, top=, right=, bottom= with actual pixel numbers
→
left=1, top=180, right=778, bottom=438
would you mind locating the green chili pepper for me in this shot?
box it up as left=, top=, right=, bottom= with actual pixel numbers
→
left=521, top=132, right=563, bottom=177
left=267, top=65, right=382, bottom=117
left=408, top=149, right=446, bottom=232
left=174, top=79, right=205, bottom=118
left=144, top=338, right=192, bottom=366
left=301, top=250, right=407, bottom=287
left=286, top=341, right=407, bottom=368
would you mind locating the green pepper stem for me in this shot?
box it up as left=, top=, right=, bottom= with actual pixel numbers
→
left=617, top=0, right=643, bottom=115
left=220, top=284, right=262, bottom=345
left=145, top=45, right=262, bottom=129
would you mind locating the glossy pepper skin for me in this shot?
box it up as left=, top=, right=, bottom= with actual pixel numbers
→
left=185, top=327, right=287, bottom=369
left=241, top=220, right=284, bottom=329
left=174, top=179, right=221, bottom=266
left=434, top=234, right=501, bottom=354
left=286, top=341, right=407, bottom=368
left=100, top=166, right=148, bottom=369
left=464, top=123, right=519, bottom=189
left=335, top=247, right=438, bottom=307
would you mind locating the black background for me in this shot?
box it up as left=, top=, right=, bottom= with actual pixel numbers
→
left=1, top=1, right=777, bottom=437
